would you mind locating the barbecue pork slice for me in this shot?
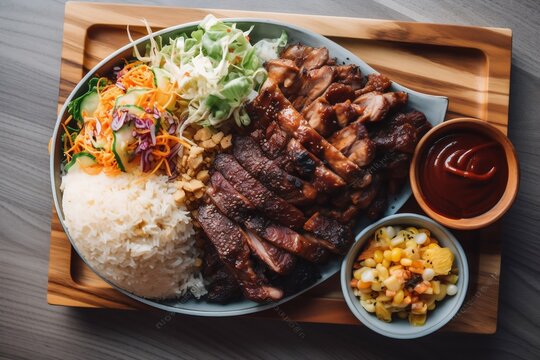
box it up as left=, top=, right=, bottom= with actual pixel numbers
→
left=197, top=204, right=283, bottom=302
left=213, top=153, right=306, bottom=229
left=232, top=135, right=317, bottom=205
left=207, top=171, right=329, bottom=263
left=250, top=80, right=371, bottom=188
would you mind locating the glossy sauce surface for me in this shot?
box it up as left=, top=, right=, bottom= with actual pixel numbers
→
left=420, top=132, right=508, bottom=219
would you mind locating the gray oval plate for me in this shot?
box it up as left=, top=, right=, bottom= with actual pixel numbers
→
left=50, top=18, right=448, bottom=316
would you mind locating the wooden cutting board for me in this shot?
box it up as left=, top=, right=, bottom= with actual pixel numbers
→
left=48, top=2, right=512, bottom=334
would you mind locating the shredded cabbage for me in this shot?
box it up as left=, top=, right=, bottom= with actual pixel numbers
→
left=131, top=15, right=287, bottom=131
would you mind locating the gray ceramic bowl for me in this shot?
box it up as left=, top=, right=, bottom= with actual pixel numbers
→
left=341, top=213, right=469, bottom=339
left=50, top=18, right=448, bottom=316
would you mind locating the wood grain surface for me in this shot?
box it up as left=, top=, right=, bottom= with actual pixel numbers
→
left=48, top=2, right=511, bottom=335
left=1, top=1, right=539, bottom=359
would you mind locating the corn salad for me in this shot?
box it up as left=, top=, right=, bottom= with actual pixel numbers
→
left=350, top=226, right=459, bottom=326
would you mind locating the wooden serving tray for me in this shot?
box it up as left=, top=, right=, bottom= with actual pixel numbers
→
left=48, top=2, right=512, bottom=334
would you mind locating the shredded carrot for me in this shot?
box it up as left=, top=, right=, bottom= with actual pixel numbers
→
left=62, top=62, right=185, bottom=177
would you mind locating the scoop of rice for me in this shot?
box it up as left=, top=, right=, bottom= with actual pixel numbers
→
left=61, top=170, right=206, bottom=299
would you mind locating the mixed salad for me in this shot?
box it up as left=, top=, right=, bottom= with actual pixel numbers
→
left=61, top=15, right=287, bottom=177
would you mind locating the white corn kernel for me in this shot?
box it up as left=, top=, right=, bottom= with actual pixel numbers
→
left=414, top=233, right=428, bottom=245
left=447, top=284, right=458, bottom=296
left=361, top=269, right=375, bottom=283
left=422, top=268, right=435, bottom=281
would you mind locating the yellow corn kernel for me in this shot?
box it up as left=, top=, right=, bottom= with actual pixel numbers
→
left=376, top=264, right=389, bottom=280
left=405, top=240, right=417, bottom=249
left=393, top=289, right=404, bottom=304
left=360, top=292, right=373, bottom=301
left=364, top=258, right=377, bottom=268
left=428, top=243, right=440, bottom=249
left=353, top=269, right=363, bottom=280
left=389, top=264, right=403, bottom=273
left=403, top=295, right=412, bottom=305
left=431, top=280, right=441, bottom=295
left=373, top=250, right=384, bottom=264
left=376, top=294, right=392, bottom=302
left=382, top=259, right=391, bottom=268
left=427, top=302, right=436, bottom=311
left=375, top=301, right=392, bottom=322
left=400, top=258, right=413, bottom=267
left=383, top=249, right=392, bottom=261
left=409, top=313, right=427, bottom=326
left=371, top=281, right=382, bottom=292
left=391, top=248, right=403, bottom=262
left=435, top=284, right=448, bottom=301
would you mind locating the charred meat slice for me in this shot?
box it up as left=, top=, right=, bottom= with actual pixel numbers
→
left=213, top=153, right=306, bottom=228
left=356, top=73, right=392, bottom=95
left=267, top=259, right=321, bottom=297
left=245, top=230, right=296, bottom=275
left=372, top=111, right=431, bottom=154
left=354, top=92, right=390, bottom=123
left=233, top=135, right=317, bottom=205
left=301, top=97, right=338, bottom=137
left=266, top=58, right=299, bottom=90
left=250, top=123, right=289, bottom=160
left=292, top=65, right=335, bottom=110
left=335, top=64, right=363, bottom=90
left=208, top=171, right=329, bottom=263
left=252, top=80, right=371, bottom=188
left=286, top=139, right=346, bottom=192
left=206, top=268, right=242, bottom=304
left=301, top=47, right=330, bottom=71
left=303, top=212, right=353, bottom=255
left=329, top=122, right=376, bottom=167
left=334, top=100, right=358, bottom=128
left=197, top=204, right=283, bottom=302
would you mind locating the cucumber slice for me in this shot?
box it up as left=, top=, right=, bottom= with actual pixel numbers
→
left=80, top=91, right=99, bottom=119
left=112, top=124, right=135, bottom=172
left=91, top=136, right=107, bottom=150
left=152, top=68, right=172, bottom=91
left=114, top=88, right=151, bottom=108
left=65, top=152, right=96, bottom=173
left=116, top=104, right=146, bottom=117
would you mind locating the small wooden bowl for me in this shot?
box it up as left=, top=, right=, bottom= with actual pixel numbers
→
left=410, top=118, right=520, bottom=230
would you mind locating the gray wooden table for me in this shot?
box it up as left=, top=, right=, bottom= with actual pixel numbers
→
left=1, top=0, right=539, bottom=359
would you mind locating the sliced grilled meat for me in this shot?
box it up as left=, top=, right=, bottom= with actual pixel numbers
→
left=206, top=268, right=242, bottom=304
left=197, top=204, right=283, bottom=302
left=372, top=111, right=430, bottom=154
left=266, top=58, right=299, bottom=89
left=366, top=188, right=388, bottom=220
left=233, top=135, right=317, bottom=205
left=329, top=121, right=376, bottom=167
left=286, top=138, right=346, bottom=192
left=245, top=230, right=296, bottom=275
left=354, top=91, right=390, bottom=123
left=355, top=73, right=392, bottom=95
left=301, top=97, right=338, bottom=137
left=292, top=65, right=335, bottom=110
left=303, top=212, right=353, bottom=255
left=251, top=120, right=346, bottom=193
left=213, top=153, right=306, bottom=228
left=207, top=172, right=328, bottom=263
left=334, top=100, right=358, bottom=128
left=301, top=47, right=330, bottom=71
left=252, top=80, right=371, bottom=188
left=335, top=64, right=363, bottom=90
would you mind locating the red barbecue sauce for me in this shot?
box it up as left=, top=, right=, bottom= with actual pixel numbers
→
left=419, top=132, right=508, bottom=219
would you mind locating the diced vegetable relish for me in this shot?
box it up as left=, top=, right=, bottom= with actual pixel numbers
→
left=350, top=225, right=458, bottom=326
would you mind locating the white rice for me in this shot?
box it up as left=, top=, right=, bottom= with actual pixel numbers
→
left=61, top=170, right=206, bottom=299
